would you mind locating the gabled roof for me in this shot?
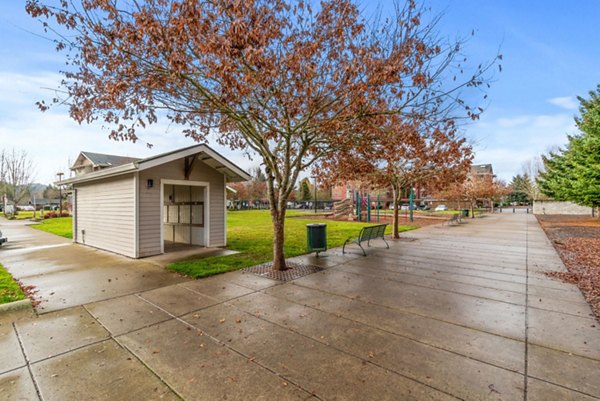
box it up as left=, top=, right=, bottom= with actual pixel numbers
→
left=60, top=144, right=251, bottom=185
left=71, top=151, right=141, bottom=170
left=471, top=164, right=494, bottom=175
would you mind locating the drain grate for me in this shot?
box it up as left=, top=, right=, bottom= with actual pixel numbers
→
left=242, top=261, right=323, bottom=282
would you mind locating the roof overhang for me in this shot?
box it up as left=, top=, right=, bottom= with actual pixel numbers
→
left=58, top=144, right=250, bottom=186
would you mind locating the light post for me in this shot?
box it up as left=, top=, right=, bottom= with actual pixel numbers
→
left=313, top=176, right=318, bottom=213
left=409, top=186, right=415, bottom=222
left=56, top=172, right=64, bottom=216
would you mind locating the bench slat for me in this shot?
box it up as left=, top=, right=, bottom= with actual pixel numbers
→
left=343, top=224, right=389, bottom=256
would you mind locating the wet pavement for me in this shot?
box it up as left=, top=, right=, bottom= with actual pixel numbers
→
left=0, top=219, right=189, bottom=313
left=1, top=213, right=599, bottom=400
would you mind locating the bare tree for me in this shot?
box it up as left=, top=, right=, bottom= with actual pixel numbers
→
left=520, top=156, right=546, bottom=201
left=2, top=149, right=35, bottom=213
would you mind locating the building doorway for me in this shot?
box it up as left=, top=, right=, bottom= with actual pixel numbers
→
left=162, top=183, right=206, bottom=251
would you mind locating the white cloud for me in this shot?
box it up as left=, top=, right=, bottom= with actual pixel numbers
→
left=0, top=70, right=579, bottom=187
left=468, top=112, right=576, bottom=181
left=496, top=116, right=531, bottom=128
left=0, top=71, right=256, bottom=185
left=548, top=96, right=578, bottom=110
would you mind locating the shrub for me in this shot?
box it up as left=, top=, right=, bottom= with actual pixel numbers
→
left=43, top=211, right=71, bottom=219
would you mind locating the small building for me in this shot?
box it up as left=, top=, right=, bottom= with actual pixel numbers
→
left=71, top=151, right=141, bottom=176
left=470, top=163, right=494, bottom=179
left=60, top=144, right=250, bottom=258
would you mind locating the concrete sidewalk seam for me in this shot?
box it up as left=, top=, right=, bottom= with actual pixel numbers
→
left=253, top=287, right=527, bottom=374
left=329, top=264, right=528, bottom=307
left=130, top=294, right=322, bottom=400
left=12, top=322, right=42, bottom=401
left=524, top=216, right=531, bottom=401
left=81, top=304, right=186, bottom=401
left=225, top=293, right=469, bottom=401
left=289, top=281, right=526, bottom=343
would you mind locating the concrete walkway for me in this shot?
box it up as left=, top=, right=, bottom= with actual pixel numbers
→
left=1, top=213, right=599, bottom=400
left=0, top=219, right=189, bottom=313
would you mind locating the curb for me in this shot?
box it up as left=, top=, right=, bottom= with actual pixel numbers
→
left=0, top=299, right=33, bottom=315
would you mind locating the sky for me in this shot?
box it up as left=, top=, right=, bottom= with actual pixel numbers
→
left=1, top=1, right=598, bottom=185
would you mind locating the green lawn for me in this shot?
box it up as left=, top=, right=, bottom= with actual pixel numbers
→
left=2, top=211, right=35, bottom=220
left=0, top=263, right=26, bottom=304
left=31, top=217, right=73, bottom=239
left=168, top=210, right=416, bottom=278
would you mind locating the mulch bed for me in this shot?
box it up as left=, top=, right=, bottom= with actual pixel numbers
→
left=537, top=215, right=600, bottom=321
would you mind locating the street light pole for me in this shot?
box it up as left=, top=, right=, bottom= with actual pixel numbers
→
left=312, top=176, right=317, bottom=213
left=57, top=172, right=64, bottom=216
left=409, top=187, right=415, bottom=222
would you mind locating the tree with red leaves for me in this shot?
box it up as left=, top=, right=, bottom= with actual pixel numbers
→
left=27, top=0, right=497, bottom=270
left=320, top=117, right=473, bottom=237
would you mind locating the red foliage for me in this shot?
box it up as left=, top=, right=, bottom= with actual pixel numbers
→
left=43, top=211, right=70, bottom=219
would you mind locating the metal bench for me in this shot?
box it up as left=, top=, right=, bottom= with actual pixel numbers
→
left=445, top=213, right=461, bottom=225
left=343, top=224, right=389, bottom=256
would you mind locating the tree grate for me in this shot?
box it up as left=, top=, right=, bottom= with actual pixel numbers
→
left=242, top=261, right=324, bottom=282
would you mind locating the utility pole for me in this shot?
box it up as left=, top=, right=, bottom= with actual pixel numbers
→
left=409, top=187, right=415, bottom=222
left=56, top=172, right=64, bottom=216
left=313, top=176, right=317, bottom=213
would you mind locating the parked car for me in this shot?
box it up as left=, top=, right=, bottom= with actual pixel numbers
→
left=434, top=204, right=448, bottom=211
left=18, top=205, right=35, bottom=211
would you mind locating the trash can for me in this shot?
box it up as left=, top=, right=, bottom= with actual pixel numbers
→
left=462, top=209, right=469, bottom=217
left=306, top=223, right=327, bottom=256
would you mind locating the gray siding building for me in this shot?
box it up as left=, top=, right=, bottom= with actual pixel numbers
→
left=62, top=145, right=250, bottom=258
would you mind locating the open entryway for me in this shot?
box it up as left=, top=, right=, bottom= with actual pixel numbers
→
left=162, top=181, right=208, bottom=252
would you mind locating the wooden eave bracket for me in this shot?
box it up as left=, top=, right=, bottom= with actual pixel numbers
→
left=184, top=154, right=197, bottom=180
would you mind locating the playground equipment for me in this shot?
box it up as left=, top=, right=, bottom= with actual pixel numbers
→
left=354, top=192, right=383, bottom=223
left=333, top=198, right=353, bottom=220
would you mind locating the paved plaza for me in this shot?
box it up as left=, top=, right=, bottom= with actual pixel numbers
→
left=1, top=213, right=599, bottom=400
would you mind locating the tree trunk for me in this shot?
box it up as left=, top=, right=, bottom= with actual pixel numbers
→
left=265, top=172, right=288, bottom=271
left=471, top=200, right=475, bottom=219
left=271, top=206, right=287, bottom=271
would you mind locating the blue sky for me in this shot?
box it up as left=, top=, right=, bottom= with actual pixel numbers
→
left=1, top=1, right=598, bottom=185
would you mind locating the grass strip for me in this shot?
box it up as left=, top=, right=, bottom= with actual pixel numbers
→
left=0, top=262, right=26, bottom=304
left=31, top=217, right=73, bottom=239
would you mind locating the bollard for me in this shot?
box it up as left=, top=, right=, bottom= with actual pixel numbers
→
left=526, top=208, right=529, bottom=214
left=513, top=207, right=515, bottom=213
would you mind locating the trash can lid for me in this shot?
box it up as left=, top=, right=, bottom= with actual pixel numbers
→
left=306, top=223, right=327, bottom=227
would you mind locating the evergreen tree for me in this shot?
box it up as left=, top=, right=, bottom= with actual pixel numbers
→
left=508, top=174, right=531, bottom=204
left=299, top=178, right=312, bottom=201
left=538, top=85, right=600, bottom=213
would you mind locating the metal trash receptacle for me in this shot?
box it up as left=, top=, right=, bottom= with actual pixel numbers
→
left=462, top=209, right=469, bottom=217
left=306, top=223, right=327, bottom=256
